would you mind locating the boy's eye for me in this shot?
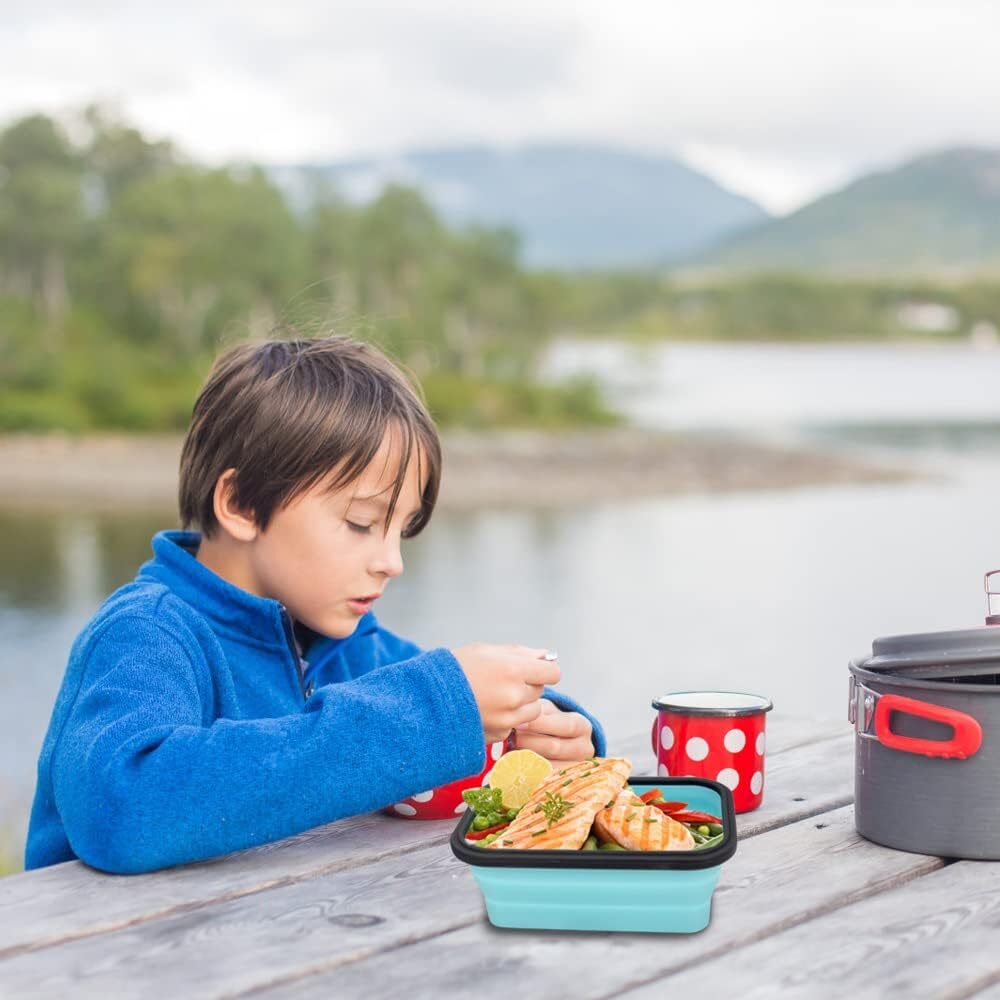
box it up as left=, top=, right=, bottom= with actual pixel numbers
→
left=346, top=521, right=373, bottom=534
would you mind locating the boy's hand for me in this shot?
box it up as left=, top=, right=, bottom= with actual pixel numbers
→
left=512, top=698, right=595, bottom=763
left=452, top=643, right=561, bottom=743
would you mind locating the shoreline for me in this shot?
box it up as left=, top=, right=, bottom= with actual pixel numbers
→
left=0, top=430, right=915, bottom=513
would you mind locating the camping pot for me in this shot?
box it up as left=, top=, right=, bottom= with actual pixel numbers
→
left=849, top=571, right=1000, bottom=859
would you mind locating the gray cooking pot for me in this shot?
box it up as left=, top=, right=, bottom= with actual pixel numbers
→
left=849, top=573, right=1000, bottom=859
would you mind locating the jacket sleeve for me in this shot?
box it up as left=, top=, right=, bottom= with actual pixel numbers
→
left=540, top=686, right=607, bottom=758
left=49, top=613, right=485, bottom=875
left=307, top=614, right=607, bottom=757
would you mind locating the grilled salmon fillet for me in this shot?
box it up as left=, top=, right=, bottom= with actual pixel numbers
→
left=594, top=788, right=696, bottom=851
left=487, top=757, right=632, bottom=850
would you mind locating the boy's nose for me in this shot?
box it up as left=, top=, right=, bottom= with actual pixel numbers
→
left=372, top=541, right=404, bottom=578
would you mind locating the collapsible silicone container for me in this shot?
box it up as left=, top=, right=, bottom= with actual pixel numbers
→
left=450, top=776, right=737, bottom=934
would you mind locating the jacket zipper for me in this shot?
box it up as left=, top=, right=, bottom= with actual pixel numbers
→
left=279, top=606, right=313, bottom=700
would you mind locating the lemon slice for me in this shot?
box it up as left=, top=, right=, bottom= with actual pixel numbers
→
left=488, top=749, right=553, bottom=810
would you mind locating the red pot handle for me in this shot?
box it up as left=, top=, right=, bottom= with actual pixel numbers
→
left=874, top=694, right=983, bottom=760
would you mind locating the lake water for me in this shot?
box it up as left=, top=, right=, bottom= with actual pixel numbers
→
left=3, top=338, right=1000, bottom=864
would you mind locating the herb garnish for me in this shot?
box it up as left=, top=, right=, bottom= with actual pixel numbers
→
left=539, top=790, right=574, bottom=827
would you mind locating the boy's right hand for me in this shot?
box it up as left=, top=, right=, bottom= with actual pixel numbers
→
left=451, top=643, right=561, bottom=743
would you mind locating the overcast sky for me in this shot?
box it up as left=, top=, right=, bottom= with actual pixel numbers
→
left=4, top=0, right=999, bottom=213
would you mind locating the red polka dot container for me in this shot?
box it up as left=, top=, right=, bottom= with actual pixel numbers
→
left=384, top=737, right=513, bottom=820
left=651, top=691, right=773, bottom=813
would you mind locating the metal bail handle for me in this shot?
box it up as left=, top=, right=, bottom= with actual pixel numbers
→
left=873, top=693, right=983, bottom=760
left=985, top=569, right=1000, bottom=625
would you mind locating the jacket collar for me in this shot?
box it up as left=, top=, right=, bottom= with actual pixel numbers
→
left=140, top=530, right=377, bottom=654
left=141, top=530, right=287, bottom=646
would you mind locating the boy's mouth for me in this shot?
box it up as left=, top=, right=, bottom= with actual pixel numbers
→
left=347, top=593, right=381, bottom=614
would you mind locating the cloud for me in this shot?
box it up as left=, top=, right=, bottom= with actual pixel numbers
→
left=2, top=0, right=999, bottom=211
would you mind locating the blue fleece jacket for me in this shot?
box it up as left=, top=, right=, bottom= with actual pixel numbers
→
left=25, top=530, right=606, bottom=874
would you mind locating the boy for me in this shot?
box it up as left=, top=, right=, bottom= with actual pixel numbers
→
left=25, top=336, right=605, bottom=874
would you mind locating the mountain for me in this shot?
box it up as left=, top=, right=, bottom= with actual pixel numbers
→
left=689, top=148, right=1000, bottom=274
left=273, top=143, right=768, bottom=269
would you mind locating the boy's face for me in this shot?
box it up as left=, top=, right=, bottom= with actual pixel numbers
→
left=247, top=428, right=426, bottom=638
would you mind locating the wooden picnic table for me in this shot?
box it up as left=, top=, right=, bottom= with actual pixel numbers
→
left=2, top=713, right=998, bottom=999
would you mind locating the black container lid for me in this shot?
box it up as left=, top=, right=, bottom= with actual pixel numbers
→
left=450, top=776, right=737, bottom=871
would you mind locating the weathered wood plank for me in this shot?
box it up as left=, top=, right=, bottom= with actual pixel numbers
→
left=0, top=806, right=935, bottom=1000
left=253, top=806, right=939, bottom=1000
left=970, top=979, right=1000, bottom=998
left=0, top=715, right=844, bottom=957
left=616, top=859, right=1000, bottom=1000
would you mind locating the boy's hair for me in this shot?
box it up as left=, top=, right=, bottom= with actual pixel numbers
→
left=179, top=335, right=441, bottom=539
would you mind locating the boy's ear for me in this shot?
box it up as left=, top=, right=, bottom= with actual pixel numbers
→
left=212, top=469, right=259, bottom=542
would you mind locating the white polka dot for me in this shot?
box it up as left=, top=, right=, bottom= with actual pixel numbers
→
left=657, top=762, right=670, bottom=776
left=750, top=771, right=763, bottom=795
left=756, top=732, right=766, bottom=756
left=454, top=802, right=468, bottom=814
left=411, top=789, right=434, bottom=803
left=393, top=803, right=417, bottom=816
left=490, top=741, right=505, bottom=761
left=660, top=726, right=675, bottom=751
left=481, top=769, right=493, bottom=786
left=685, top=736, right=709, bottom=761
left=723, top=728, right=746, bottom=753
left=716, top=768, right=740, bottom=790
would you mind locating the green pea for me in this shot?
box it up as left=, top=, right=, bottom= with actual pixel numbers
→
left=697, top=825, right=711, bottom=836
left=598, top=842, right=625, bottom=851
left=582, top=835, right=598, bottom=851
left=506, top=809, right=519, bottom=821
left=472, top=815, right=490, bottom=831
left=707, top=823, right=724, bottom=836
left=480, top=833, right=499, bottom=845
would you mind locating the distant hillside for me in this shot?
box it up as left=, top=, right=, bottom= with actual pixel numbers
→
left=690, top=148, right=1000, bottom=274
left=272, top=143, right=767, bottom=269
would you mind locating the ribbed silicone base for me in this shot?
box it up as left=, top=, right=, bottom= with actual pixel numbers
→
left=471, top=863, right=720, bottom=933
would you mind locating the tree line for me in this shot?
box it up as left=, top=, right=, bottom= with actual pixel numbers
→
left=3, top=107, right=997, bottom=433
left=0, top=107, right=615, bottom=431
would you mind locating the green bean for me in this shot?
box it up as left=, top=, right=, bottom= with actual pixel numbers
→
left=582, top=835, right=598, bottom=851
left=696, top=833, right=724, bottom=850
left=707, top=823, right=724, bottom=836
left=598, top=842, right=625, bottom=851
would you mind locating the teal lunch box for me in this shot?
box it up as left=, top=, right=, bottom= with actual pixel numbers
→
left=450, top=776, right=737, bottom=934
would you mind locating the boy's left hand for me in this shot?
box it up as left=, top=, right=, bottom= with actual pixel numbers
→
left=512, top=698, right=595, bottom=763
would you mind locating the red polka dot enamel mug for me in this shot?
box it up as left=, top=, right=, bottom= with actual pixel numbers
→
left=384, top=737, right=514, bottom=820
left=652, top=691, right=773, bottom=813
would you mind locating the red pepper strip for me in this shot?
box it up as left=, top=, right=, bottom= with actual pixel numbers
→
left=650, top=801, right=689, bottom=813
left=663, top=809, right=723, bottom=825
left=466, top=820, right=511, bottom=841
left=639, top=789, right=665, bottom=804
